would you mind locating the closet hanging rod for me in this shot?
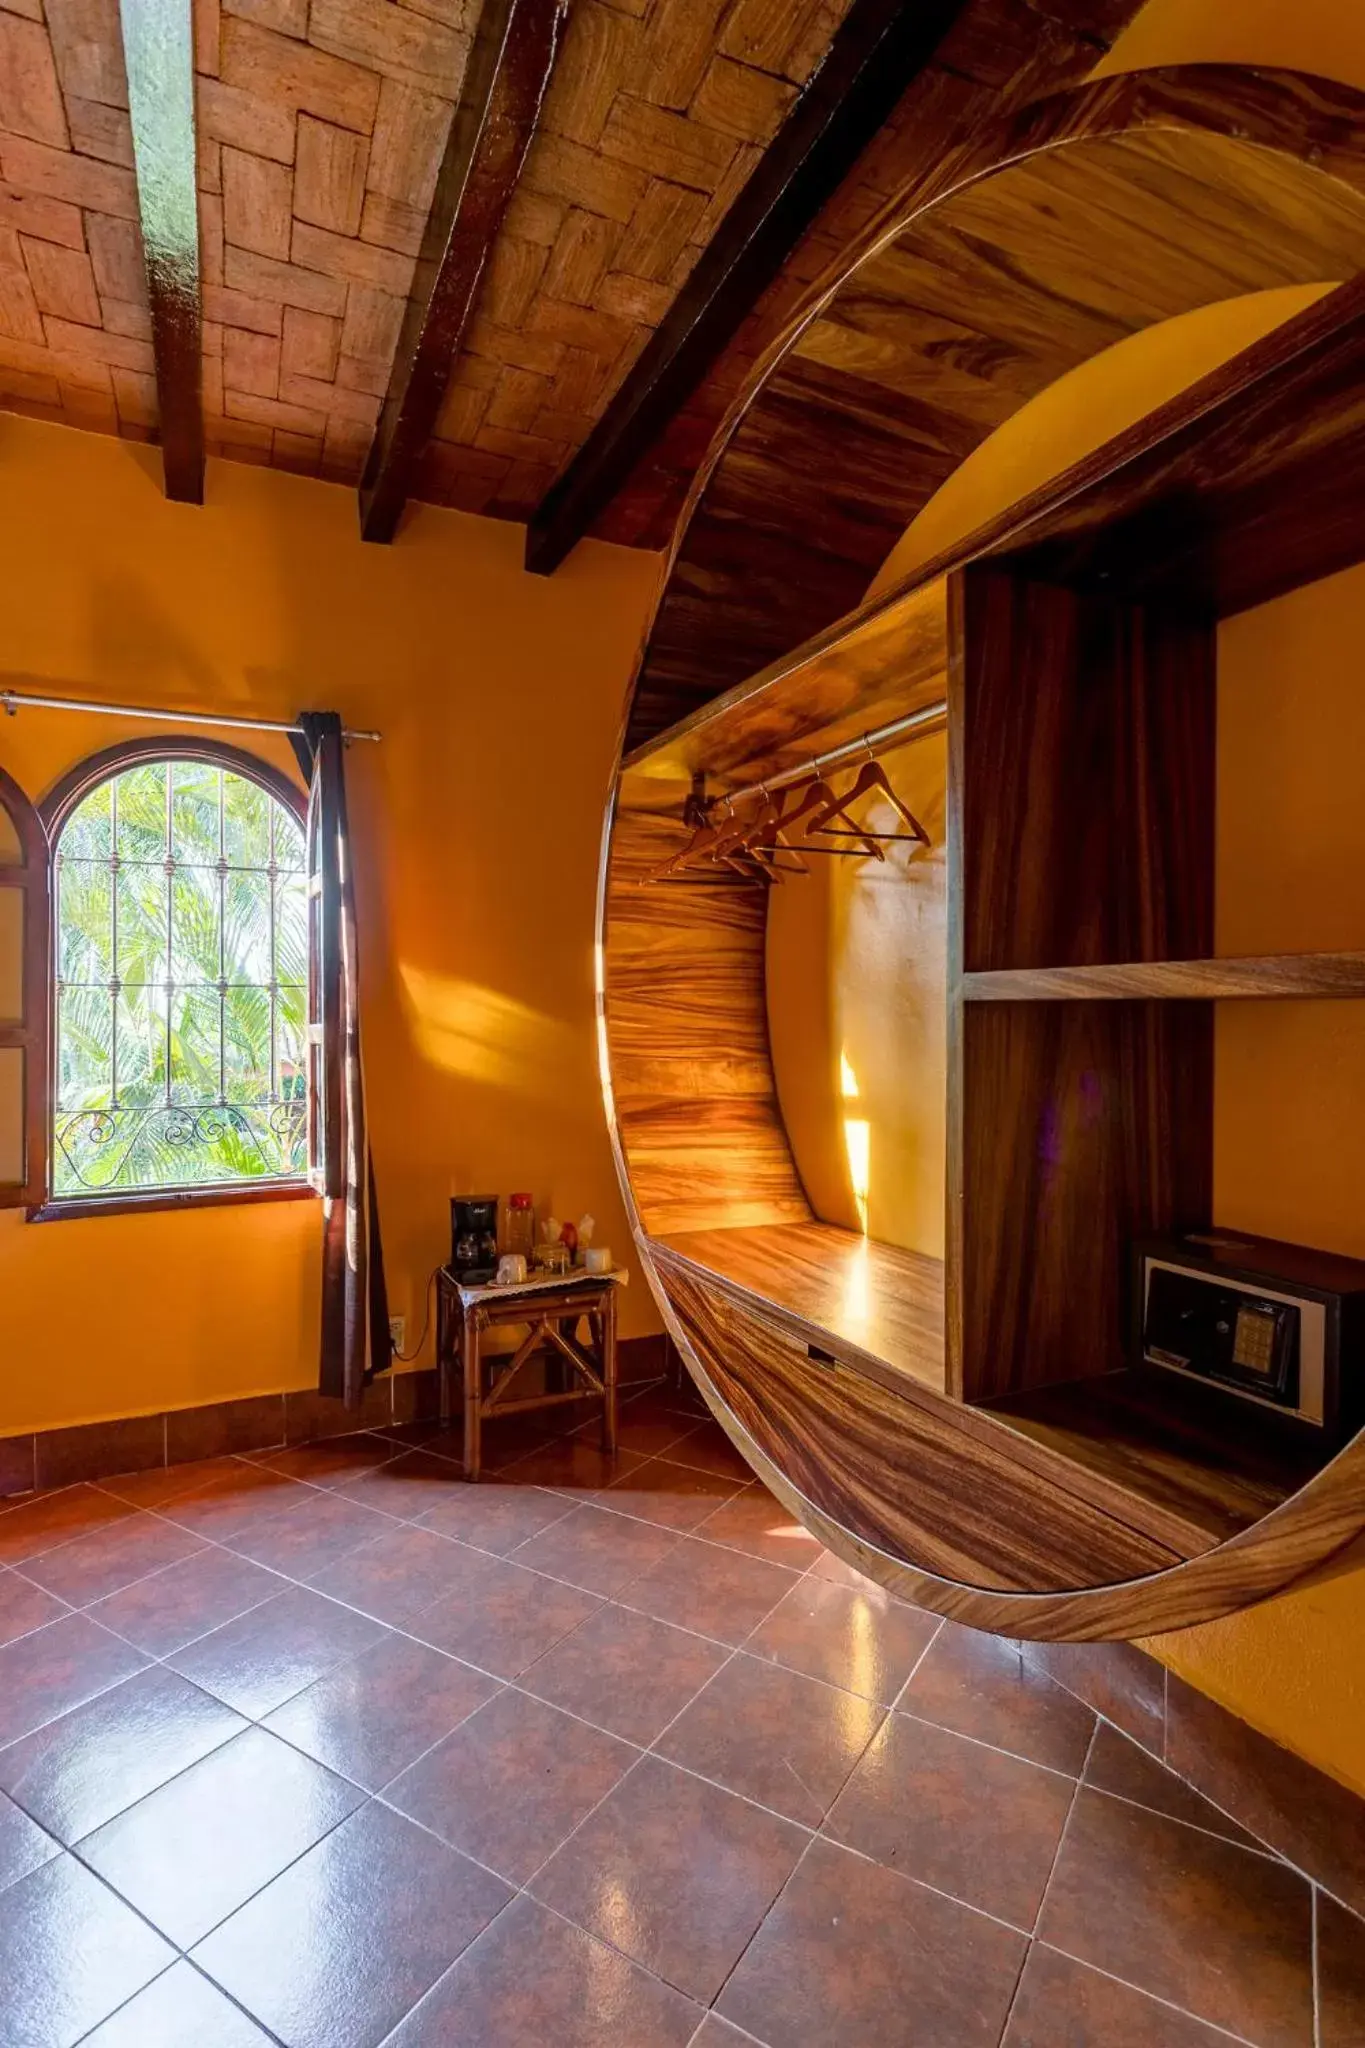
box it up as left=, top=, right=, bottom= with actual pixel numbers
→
left=0, top=684, right=381, bottom=743
left=720, top=698, right=946, bottom=810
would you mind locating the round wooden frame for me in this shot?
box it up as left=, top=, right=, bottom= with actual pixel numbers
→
left=600, top=67, right=1365, bottom=1639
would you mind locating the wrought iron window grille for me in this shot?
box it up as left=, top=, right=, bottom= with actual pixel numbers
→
left=52, top=760, right=309, bottom=1199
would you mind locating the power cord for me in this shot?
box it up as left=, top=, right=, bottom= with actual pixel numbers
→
left=392, top=1265, right=441, bottom=1364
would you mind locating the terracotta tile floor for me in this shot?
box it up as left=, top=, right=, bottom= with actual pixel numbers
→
left=0, top=1379, right=1360, bottom=2047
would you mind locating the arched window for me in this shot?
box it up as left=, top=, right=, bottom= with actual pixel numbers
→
left=46, top=744, right=309, bottom=1201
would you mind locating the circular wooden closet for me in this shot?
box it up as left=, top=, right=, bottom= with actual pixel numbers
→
left=598, top=67, right=1365, bottom=1640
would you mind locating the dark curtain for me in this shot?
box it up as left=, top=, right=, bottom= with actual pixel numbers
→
left=292, top=712, right=389, bottom=1406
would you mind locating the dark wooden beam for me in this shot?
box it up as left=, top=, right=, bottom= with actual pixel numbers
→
left=360, top=0, right=567, bottom=543
left=118, top=0, right=203, bottom=503
left=524, top=0, right=968, bottom=576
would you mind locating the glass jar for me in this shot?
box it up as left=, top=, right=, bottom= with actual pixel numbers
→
left=503, top=1192, right=535, bottom=1263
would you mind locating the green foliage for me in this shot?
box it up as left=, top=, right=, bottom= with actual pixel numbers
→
left=54, top=762, right=308, bottom=1195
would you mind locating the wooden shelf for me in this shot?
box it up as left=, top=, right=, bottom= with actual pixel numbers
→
left=620, top=578, right=946, bottom=793
left=962, top=952, right=1365, bottom=1002
left=981, top=1370, right=1325, bottom=1555
left=651, top=1222, right=946, bottom=1395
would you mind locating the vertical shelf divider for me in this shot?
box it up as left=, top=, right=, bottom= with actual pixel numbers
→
left=947, top=563, right=1219, bottom=1406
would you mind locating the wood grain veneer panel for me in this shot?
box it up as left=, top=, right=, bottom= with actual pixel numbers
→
left=648, top=1250, right=1365, bottom=1638
left=984, top=1370, right=1321, bottom=1549
left=956, top=999, right=1213, bottom=1403
left=963, top=953, right=1365, bottom=1000
left=947, top=568, right=1216, bottom=1404
left=631, top=70, right=1365, bottom=746
left=657, top=1255, right=1180, bottom=1590
left=603, top=800, right=809, bottom=1237
left=954, top=569, right=1215, bottom=974
left=623, top=578, right=948, bottom=791
left=1001, top=277, right=1365, bottom=616
left=655, top=1222, right=945, bottom=1392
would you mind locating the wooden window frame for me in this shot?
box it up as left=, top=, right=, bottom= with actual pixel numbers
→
left=0, top=761, right=51, bottom=1209
left=29, top=735, right=318, bottom=1222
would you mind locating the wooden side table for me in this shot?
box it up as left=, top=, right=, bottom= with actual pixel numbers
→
left=435, top=1267, right=622, bottom=1481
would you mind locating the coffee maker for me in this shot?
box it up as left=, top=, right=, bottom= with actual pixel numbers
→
left=450, top=1196, right=499, bottom=1283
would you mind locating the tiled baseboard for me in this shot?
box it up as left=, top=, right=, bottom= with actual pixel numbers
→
left=1022, top=1636, right=1365, bottom=1921
left=0, top=1333, right=676, bottom=1500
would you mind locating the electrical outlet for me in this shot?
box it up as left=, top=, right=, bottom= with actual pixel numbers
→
left=388, top=1316, right=405, bottom=1357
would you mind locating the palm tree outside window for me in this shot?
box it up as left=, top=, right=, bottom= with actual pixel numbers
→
left=50, top=750, right=308, bottom=1198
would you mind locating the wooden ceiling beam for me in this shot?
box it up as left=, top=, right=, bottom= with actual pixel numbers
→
left=118, top=0, right=204, bottom=503
left=523, top=0, right=968, bottom=577
left=360, top=0, right=567, bottom=544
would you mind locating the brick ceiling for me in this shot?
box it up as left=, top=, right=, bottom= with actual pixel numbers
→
left=0, top=0, right=856, bottom=523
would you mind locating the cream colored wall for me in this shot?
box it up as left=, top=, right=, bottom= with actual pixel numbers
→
left=0, top=414, right=662, bottom=1435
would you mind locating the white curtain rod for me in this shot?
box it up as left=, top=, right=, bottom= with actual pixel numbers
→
left=0, top=684, right=381, bottom=743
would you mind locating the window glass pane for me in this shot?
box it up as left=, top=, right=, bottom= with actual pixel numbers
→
left=223, top=983, right=271, bottom=1103
left=115, top=762, right=167, bottom=862
left=169, top=982, right=221, bottom=1105
left=277, top=979, right=307, bottom=1092
left=224, top=867, right=271, bottom=984
left=113, top=985, right=168, bottom=1107
left=116, top=862, right=168, bottom=986
left=171, top=763, right=221, bottom=866
left=0, top=1046, right=23, bottom=1183
left=53, top=756, right=309, bottom=1198
left=274, top=807, right=305, bottom=874
left=0, top=887, right=22, bottom=1023
left=58, top=859, right=113, bottom=985
left=60, top=780, right=110, bottom=862
left=171, top=865, right=220, bottom=985
left=224, top=772, right=270, bottom=867
left=56, top=984, right=113, bottom=1113
left=275, top=869, right=307, bottom=987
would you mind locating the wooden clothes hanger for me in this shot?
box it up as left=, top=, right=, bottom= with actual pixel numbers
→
left=646, top=738, right=932, bottom=885
left=801, top=743, right=930, bottom=853
left=790, top=769, right=886, bottom=861
left=648, top=791, right=760, bottom=882
left=730, top=785, right=808, bottom=877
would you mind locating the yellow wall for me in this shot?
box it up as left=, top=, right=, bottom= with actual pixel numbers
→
left=767, top=733, right=947, bottom=1257
left=0, top=414, right=662, bottom=1435
left=1096, top=0, right=1365, bottom=94
left=1145, top=565, right=1365, bottom=1799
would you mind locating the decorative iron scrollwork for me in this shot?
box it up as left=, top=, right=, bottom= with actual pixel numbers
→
left=54, top=1100, right=307, bottom=1194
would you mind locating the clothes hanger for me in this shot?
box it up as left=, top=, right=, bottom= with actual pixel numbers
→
left=685, top=794, right=779, bottom=883
left=801, top=741, right=929, bottom=852
left=777, top=772, right=879, bottom=859
left=647, top=788, right=756, bottom=883
left=732, top=785, right=808, bottom=877
left=792, top=765, right=886, bottom=861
